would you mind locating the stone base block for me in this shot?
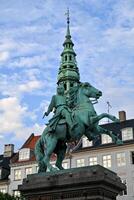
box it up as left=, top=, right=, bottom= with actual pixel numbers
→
left=19, top=165, right=125, bottom=200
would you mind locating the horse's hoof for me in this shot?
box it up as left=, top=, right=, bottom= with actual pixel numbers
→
left=50, top=167, right=59, bottom=172
left=113, top=116, right=120, bottom=122
left=59, top=167, right=64, bottom=170
left=117, top=140, right=123, bottom=145
left=116, top=119, right=120, bottom=123
left=55, top=165, right=64, bottom=170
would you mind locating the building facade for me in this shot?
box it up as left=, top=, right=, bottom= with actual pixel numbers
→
left=7, top=113, right=134, bottom=200
left=9, top=134, right=40, bottom=197
left=0, top=144, right=15, bottom=194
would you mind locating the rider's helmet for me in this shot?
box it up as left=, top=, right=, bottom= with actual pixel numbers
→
left=57, top=84, right=64, bottom=95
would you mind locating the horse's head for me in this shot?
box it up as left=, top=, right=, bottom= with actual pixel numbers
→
left=80, top=82, right=102, bottom=99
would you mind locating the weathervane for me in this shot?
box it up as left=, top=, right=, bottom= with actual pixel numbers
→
left=107, top=101, right=112, bottom=122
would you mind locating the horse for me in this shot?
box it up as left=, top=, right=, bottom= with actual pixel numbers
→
left=35, top=82, right=123, bottom=172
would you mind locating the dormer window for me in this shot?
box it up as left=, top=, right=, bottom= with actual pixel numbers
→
left=121, top=127, right=133, bottom=141
left=101, top=134, right=112, bottom=144
left=19, top=148, right=30, bottom=161
left=82, top=136, right=93, bottom=148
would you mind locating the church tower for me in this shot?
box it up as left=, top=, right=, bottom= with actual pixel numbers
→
left=57, top=9, right=80, bottom=91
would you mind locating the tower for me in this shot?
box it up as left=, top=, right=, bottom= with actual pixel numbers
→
left=57, top=9, right=80, bottom=91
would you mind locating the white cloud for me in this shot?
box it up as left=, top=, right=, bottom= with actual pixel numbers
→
left=0, top=51, right=9, bottom=62
left=10, top=55, right=47, bottom=68
left=0, top=135, right=4, bottom=139
left=0, top=96, right=45, bottom=140
left=18, top=80, right=43, bottom=93
left=0, top=97, right=27, bottom=133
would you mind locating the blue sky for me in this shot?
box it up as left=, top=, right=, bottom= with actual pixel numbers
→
left=0, top=0, right=134, bottom=154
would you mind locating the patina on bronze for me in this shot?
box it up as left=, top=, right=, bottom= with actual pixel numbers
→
left=35, top=10, right=123, bottom=173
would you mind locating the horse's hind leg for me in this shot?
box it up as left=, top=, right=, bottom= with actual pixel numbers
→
left=55, top=142, right=67, bottom=170
left=43, top=135, right=58, bottom=172
left=38, top=160, right=47, bottom=173
left=35, top=139, right=47, bottom=173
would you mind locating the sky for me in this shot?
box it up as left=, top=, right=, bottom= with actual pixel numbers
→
left=0, top=0, right=134, bottom=154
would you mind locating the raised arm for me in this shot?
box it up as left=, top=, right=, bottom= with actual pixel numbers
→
left=43, top=95, right=55, bottom=118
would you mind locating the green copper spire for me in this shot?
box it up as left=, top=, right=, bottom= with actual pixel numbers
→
left=57, top=9, right=80, bottom=91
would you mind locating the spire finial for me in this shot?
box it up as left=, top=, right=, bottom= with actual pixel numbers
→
left=65, top=8, right=71, bottom=38
left=66, top=7, right=70, bottom=25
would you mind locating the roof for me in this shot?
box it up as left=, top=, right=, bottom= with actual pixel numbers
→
left=73, top=119, right=134, bottom=153
left=21, top=134, right=40, bottom=149
left=11, top=133, right=57, bottom=165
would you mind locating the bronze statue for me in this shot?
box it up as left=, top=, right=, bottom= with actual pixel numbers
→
left=35, top=82, right=123, bottom=173
left=43, top=85, right=75, bottom=132
left=35, top=11, right=123, bottom=173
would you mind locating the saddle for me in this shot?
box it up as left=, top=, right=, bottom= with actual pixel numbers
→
left=46, top=118, right=66, bottom=126
left=57, top=118, right=66, bottom=125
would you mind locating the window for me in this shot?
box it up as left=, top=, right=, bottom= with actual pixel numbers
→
left=82, top=137, right=93, bottom=148
left=117, top=152, right=126, bottom=167
left=70, top=65, right=73, bottom=68
left=14, top=190, right=21, bottom=197
left=25, top=167, right=32, bottom=176
left=0, top=188, right=6, bottom=194
left=89, top=156, right=98, bottom=166
left=64, top=83, right=67, bottom=90
left=131, top=151, right=134, bottom=164
left=70, top=83, right=73, bottom=87
left=62, top=162, right=69, bottom=169
left=65, top=55, right=67, bottom=61
left=76, top=159, right=85, bottom=167
left=69, top=55, right=72, bottom=61
left=0, top=168, right=1, bottom=179
left=122, top=127, right=133, bottom=141
left=14, top=169, right=22, bottom=180
left=101, top=134, right=112, bottom=144
left=103, top=155, right=112, bottom=168
left=19, top=148, right=30, bottom=161
left=36, top=166, right=39, bottom=172
left=120, top=180, right=127, bottom=195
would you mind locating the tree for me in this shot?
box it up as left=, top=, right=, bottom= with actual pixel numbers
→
left=0, top=192, right=17, bottom=200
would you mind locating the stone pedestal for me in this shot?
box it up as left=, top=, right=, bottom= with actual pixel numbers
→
left=19, top=165, right=125, bottom=200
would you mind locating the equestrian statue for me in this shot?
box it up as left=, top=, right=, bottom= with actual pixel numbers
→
left=35, top=82, right=123, bottom=173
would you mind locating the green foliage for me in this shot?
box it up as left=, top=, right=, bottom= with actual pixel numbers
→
left=0, top=192, right=17, bottom=200
left=0, top=192, right=25, bottom=200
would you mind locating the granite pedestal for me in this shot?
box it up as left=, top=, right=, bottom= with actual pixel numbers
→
left=19, top=165, right=125, bottom=200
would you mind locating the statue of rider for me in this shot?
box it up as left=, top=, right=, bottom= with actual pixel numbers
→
left=43, top=85, right=75, bottom=132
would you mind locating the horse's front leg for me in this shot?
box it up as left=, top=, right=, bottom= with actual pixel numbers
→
left=43, top=135, right=58, bottom=172
left=95, top=125, right=123, bottom=145
left=90, top=113, right=119, bottom=124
